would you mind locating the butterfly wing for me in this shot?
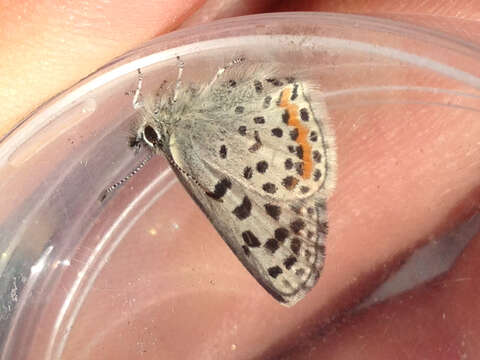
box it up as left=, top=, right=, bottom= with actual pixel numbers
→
left=170, top=161, right=328, bottom=306
left=166, top=74, right=335, bottom=306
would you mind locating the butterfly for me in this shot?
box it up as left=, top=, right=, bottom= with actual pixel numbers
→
left=105, top=57, right=336, bottom=306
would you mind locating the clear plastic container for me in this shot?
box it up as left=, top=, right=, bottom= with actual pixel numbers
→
left=1, top=12, right=480, bottom=360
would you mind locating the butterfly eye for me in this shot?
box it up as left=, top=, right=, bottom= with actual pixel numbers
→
left=142, top=125, right=160, bottom=147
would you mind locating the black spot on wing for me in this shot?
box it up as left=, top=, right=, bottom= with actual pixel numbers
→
left=266, top=78, right=283, bottom=87
left=256, top=161, right=268, bottom=173
left=296, top=145, right=304, bottom=160
left=232, top=196, right=252, bottom=220
left=262, top=182, right=277, bottom=194
left=265, top=238, right=279, bottom=253
left=284, top=158, right=293, bottom=170
left=295, top=268, right=305, bottom=277
left=300, top=186, right=310, bottom=194
left=268, top=266, right=283, bottom=278
left=300, top=108, right=309, bottom=122
left=264, top=203, right=281, bottom=220
left=283, top=256, right=297, bottom=270
left=277, top=90, right=284, bottom=106
left=254, top=80, right=263, bottom=93
left=235, top=106, right=244, bottom=114
left=253, top=116, right=265, bottom=124
left=271, top=128, right=283, bottom=137
left=248, top=131, right=262, bottom=153
left=275, top=227, right=289, bottom=242
left=290, top=238, right=301, bottom=255
left=290, top=219, right=306, bottom=234
left=243, top=166, right=253, bottom=179
left=219, top=145, right=227, bottom=159
left=282, top=176, right=298, bottom=190
left=242, top=230, right=261, bottom=247
left=295, top=162, right=304, bottom=176
left=238, top=126, right=247, bottom=136
left=206, top=178, right=232, bottom=200
left=290, top=128, right=299, bottom=141
left=290, top=84, right=299, bottom=100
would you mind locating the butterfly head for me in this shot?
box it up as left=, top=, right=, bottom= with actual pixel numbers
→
left=129, top=122, right=167, bottom=154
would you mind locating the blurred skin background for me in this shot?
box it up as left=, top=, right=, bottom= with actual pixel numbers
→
left=1, top=1, right=480, bottom=359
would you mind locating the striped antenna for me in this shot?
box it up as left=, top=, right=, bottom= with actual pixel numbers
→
left=99, top=152, right=153, bottom=201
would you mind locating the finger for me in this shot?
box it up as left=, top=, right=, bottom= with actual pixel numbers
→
left=0, top=0, right=204, bottom=136
left=288, top=231, right=480, bottom=359
left=0, top=0, right=279, bottom=137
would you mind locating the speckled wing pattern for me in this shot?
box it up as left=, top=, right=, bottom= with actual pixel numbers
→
left=166, top=70, right=336, bottom=306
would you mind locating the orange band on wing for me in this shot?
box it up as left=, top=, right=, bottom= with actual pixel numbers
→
left=279, top=88, right=312, bottom=180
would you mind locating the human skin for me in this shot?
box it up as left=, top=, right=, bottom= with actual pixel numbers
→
left=1, top=1, right=480, bottom=359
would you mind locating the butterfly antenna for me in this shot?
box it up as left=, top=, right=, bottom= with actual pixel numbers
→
left=99, top=152, right=153, bottom=201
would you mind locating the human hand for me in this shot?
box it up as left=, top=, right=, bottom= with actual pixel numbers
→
left=2, top=1, right=480, bottom=359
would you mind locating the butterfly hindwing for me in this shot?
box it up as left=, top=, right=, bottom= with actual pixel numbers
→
left=171, top=162, right=328, bottom=306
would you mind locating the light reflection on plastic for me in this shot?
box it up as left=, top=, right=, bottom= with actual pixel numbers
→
left=30, top=245, right=54, bottom=275
left=8, top=98, right=97, bottom=167
left=53, top=259, right=71, bottom=268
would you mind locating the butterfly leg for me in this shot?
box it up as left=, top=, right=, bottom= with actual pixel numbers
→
left=172, top=55, right=185, bottom=103
left=207, top=56, right=246, bottom=88
left=129, top=68, right=144, bottom=110
left=124, top=68, right=144, bottom=110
